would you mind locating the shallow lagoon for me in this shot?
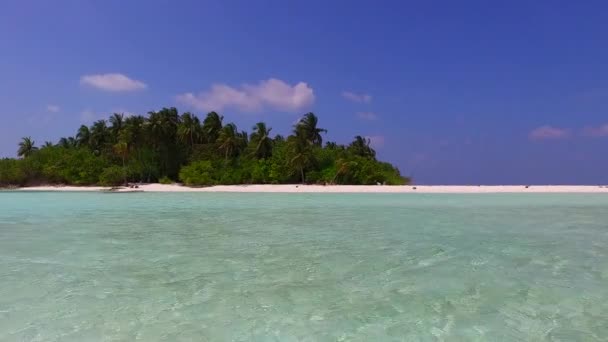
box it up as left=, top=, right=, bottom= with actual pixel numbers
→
left=1, top=192, right=607, bottom=341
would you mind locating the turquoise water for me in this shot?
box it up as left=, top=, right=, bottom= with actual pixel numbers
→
left=1, top=192, right=607, bottom=341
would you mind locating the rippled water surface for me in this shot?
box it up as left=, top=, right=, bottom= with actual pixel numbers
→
left=1, top=192, right=607, bottom=341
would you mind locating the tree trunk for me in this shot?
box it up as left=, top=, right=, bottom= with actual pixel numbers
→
left=300, top=167, right=305, bottom=184
left=122, top=156, right=127, bottom=185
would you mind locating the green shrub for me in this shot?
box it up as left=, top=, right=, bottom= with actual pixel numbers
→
left=0, top=159, right=27, bottom=186
left=179, top=160, right=214, bottom=186
left=158, top=176, right=173, bottom=184
left=249, top=159, right=270, bottom=183
left=99, top=165, right=125, bottom=186
left=305, top=170, right=323, bottom=184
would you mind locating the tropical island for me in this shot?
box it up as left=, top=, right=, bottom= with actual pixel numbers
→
left=0, top=108, right=408, bottom=187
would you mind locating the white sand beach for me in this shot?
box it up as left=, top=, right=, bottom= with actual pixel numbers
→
left=14, top=184, right=608, bottom=193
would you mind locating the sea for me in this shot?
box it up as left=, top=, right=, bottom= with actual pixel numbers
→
left=0, top=192, right=607, bottom=341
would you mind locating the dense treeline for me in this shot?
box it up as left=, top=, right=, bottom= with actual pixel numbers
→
left=0, top=108, right=409, bottom=187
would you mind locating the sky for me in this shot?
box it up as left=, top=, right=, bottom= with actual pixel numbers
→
left=1, top=0, right=607, bottom=184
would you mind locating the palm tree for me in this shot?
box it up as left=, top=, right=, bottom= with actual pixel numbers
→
left=294, top=112, right=326, bottom=146
left=288, top=137, right=314, bottom=183
left=147, top=111, right=163, bottom=144
left=90, top=120, right=109, bottom=152
left=202, top=111, right=223, bottom=143
left=42, top=141, right=54, bottom=148
left=325, top=141, right=338, bottom=149
left=332, top=158, right=358, bottom=184
left=123, top=115, right=146, bottom=148
left=274, top=134, right=285, bottom=143
left=249, top=122, right=273, bottom=159
left=348, top=135, right=376, bottom=159
left=76, top=125, right=91, bottom=147
left=178, top=112, right=202, bottom=147
left=238, top=130, right=249, bottom=150
left=58, top=137, right=77, bottom=148
left=18, top=137, right=38, bottom=157
left=113, top=141, right=129, bottom=185
left=217, top=123, right=243, bottom=160
left=146, top=108, right=181, bottom=178
left=109, top=113, right=124, bottom=141
left=147, top=108, right=179, bottom=146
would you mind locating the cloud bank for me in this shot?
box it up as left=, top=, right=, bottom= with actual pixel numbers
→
left=176, top=78, right=314, bottom=113
left=80, top=73, right=147, bottom=92
left=342, top=91, right=372, bottom=103
left=529, top=125, right=570, bottom=140
left=582, top=123, right=608, bottom=137
left=46, top=104, right=60, bottom=113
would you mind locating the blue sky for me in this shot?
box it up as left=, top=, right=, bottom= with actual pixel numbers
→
left=1, top=0, right=607, bottom=184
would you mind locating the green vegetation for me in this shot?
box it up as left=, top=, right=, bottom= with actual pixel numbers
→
left=0, top=108, right=409, bottom=187
left=158, top=176, right=174, bottom=185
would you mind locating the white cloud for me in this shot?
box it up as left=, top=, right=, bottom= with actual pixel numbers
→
left=342, top=91, right=372, bottom=103
left=366, top=135, right=385, bottom=148
left=176, top=78, right=315, bottom=113
left=46, top=104, right=60, bottom=113
left=582, top=123, right=608, bottom=137
left=357, top=112, right=377, bottom=120
left=529, top=125, right=570, bottom=140
left=28, top=105, right=59, bottom=125
left=80, top=73, right=147, bottom=92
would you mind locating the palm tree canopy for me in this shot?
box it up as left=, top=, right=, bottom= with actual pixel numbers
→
left=17, top=137, right=38, bottom=157
left=287, top=135, right=315, bottom=183
left=122, top=115, right=146, bottom=146
left=348, top=135, right=376, bottom=159
left=90, top=120, right=109, bottom=151
left=147, top=108, right=179, bottom=142
left=202, top=111, right=223, bottom=143
left=57, top=137, right=76, bottom=148
left=109, top=113, right=124, bottom=136
left=294, top=112, right=327, bottom=146
left=178, top=112, right=202, bottom=146
left=76, top=125, right=91, bottom=146
left=250, top=122, right=273, bottom=159
left=217, top=123, right=247, bottom=160
left=3, top=109, right=407, bottom=186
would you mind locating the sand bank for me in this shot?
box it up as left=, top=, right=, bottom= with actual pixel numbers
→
left=12, top=184, right=608, bottom=193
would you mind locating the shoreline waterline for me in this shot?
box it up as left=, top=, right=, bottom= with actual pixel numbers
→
left=7, top=183, right=608, bottom=193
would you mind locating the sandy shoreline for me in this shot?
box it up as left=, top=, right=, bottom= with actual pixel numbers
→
left=7, top=184, right=608, bottom=193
